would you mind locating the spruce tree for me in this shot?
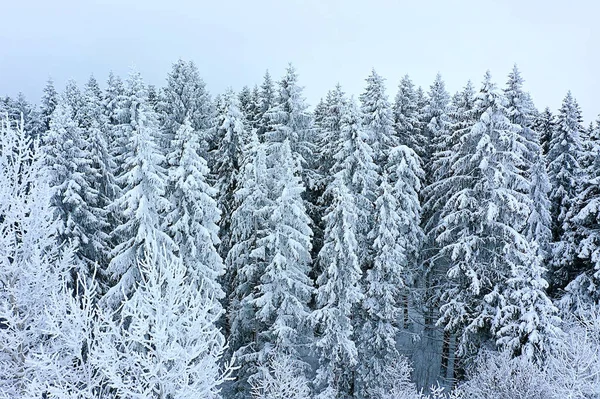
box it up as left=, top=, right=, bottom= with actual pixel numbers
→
left=312, top=174, right=363, bottom=399
left=534, top=107, right=555, bottom=156
left=546, top=91, right=583, bottom=291
left=360, top=69, right=397, bottom=165
left=40, top=78, right=59, bottom=133
left=356, top=145, right=424, bottom=399
left=423, top=73, right=451, bottom=179
left=103, top=70, right=174, bottom=309
left=166, top=117, right=224, bottom=303
left=436, top=72, right=539, bottom=358
left=393, top=74, right=426, bottom=157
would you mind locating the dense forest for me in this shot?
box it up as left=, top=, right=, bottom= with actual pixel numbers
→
left=1, top=60, right=600, bottom=398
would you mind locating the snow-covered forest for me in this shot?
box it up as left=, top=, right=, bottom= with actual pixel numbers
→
left=1, top=60, right=600, bottom=398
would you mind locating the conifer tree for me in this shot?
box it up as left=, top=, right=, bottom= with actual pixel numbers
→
left=226, top=131, right=273, bottom=399
left=356, top=146, right=424, bottom=399
left=534, top=107, right=555, bottom=156
left=546, top=91, right=584, bottom=291
left=423, top=73, right=451, bottom=179
left=161, top=59, right=212, bottom=154
left=40, top=78, right=59, bottom=133
left=45, top=97, right=105, bottom=280
left=213, top=89, right=247, bottom=258
left=436, top=72, right=539, bottom=357
left=166, top=117, right=224, bottom=303
left=103, top=70, right=174, bottom=309
left=312, top=174, right=363, bottom=399
left=393, top=74, right=426, bottom=157
left=360, top=69, right=397, bottom=165
left=257, top=70, right=275, bottom=140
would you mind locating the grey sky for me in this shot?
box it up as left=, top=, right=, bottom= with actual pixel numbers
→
left=1, top=0, right=598, bottom=120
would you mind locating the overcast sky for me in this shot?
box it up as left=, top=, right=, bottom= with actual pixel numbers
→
left=1, top=0, right=597, bottom=120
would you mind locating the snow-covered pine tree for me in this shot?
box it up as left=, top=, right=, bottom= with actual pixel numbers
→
left=40, top=78, right=59, bottom=133
left=160, top=59, right=212, bottom=154
left=356, top=145, right=424, bottom=399
left=0, top=116, right=103, bottom=398
left=256, top=70, right=276, bottom=141
left=423, top=73, right=451, bottom=181
left=393, top=74, right=426, bottom=157
left=94, top=246, right=233, bottom=399
left=264, top=64, right=314, bottom=174
left=317, top=84, right=347, bottom=190
left=312, top=173, right=363, bottom=399
left=565, top=116, right=600, bottom=309
left=546, top=91, right=584, bottom=292
left=504, top=65, right=539, bottom=167
left=102, top=70, right=174, bottom=309
left=253, top=139, right=313, bottom=361
left=165, top=117, right=224, bottom=304
left=436, top=71, right=539, bottom=359
left=526, top=150, right=553, bottom=261
left=44, top=97, right=105, bottom=281
left=64, top=79, right=85, bottom=124
left=534, top=107, right=555, bottom=156
left=79, top=75, right=117, bottom=275
left=103, top=72, right=127, bottom=174
left=226, top=131, right=273, bottom=399
left=360, top=69, right=397, bottom=165
left=333, top=98, right=379, bottom=268
left=213, top=89, right=247, bottom=259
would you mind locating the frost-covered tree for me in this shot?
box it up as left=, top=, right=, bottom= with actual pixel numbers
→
left=160, top=59, right=212, bottom=153
left=423, top=73, right=451, bottom=177
left=251, top=354, right=311, bottom=399
left=436, top=72, right=538, bottom=357
left=333, top=99, right=379, bottom=267
left=257, top=70, right=276, bottom=140
left=356, top=145, right=424, bottom=399
left=317, top=84, right=347, bottom=189
left=166, top=117, right=224, bottom=302
left=0, top=117, right=103, bottom=398
left=44, top=97, right=105, bottom=280
left=534, top=107, right=555, bottom=156
left=253, top=139, right=313, bottom=361
left=103, top=70, right=174, bottom=309
left=40, top=78, right=59, bottom=132
left=312, top=174, right=363, bottom=399
left=393, top=74, right=426, bottom=157
left=526, top=151, right=553, bottom=260
left=213, top=89, right=247, bottom=258
left=226, top=131, right=273, bottom=399
left=264, top=64, right=314, bottom=174
left=546, top=91, right=583, bottom=291
left=565, top=116, right=600, bottom=308
left=94, top=247, right=233, bottom=399
left=360, top=69, right=397, bottom=164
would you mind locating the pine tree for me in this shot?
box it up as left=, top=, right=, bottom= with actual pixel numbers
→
left=94, top=247, right=233, bottom=399
left=356, top=146, right=424, bottom=399
left=253, top=139, right=313, bottom=359
left=80, top=75, right=117, bottom=273
left=334, top=99, right=379, bottom=268
left=257, top=70, right=275, bottom=140
left=226, top=131, right=273, bottom=399
left=161, top=59, right=212, bottom=154
left=565, top=116, right=600, bottom=308
left=436, top=72, right=537, bottom=357
left=534, top=107, right=555, bottom=156
left=40, top=78, right=59, bottom=132
left=423, top=73, right=451, bottom=180
left=166, top=117, right=224, bottom=303
left=393, top=74, right=426, bottom=157
left=546, top=91, right=584, bottom=291
left=103, top=70, right=174, bottom=309
left=213, top=89, right=247, bottom=259
left=360, top=69, right=397, bottom=165
left=312, top=174, right=363, bottom=399
left=317, top=84, right=346, bottom=189
left=44, top=97, right=104, bottom=280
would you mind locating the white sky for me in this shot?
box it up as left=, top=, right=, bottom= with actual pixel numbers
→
left=1, top=0, right=597, bottom=120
